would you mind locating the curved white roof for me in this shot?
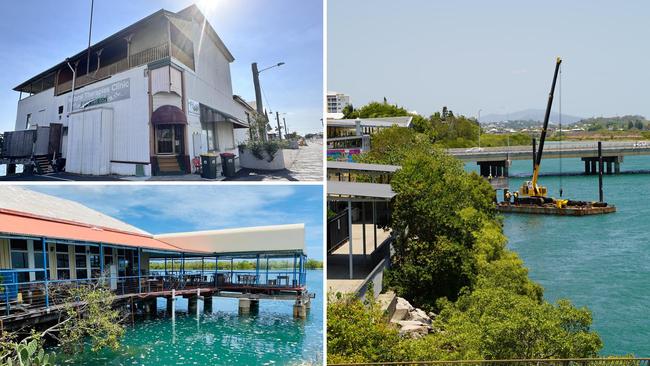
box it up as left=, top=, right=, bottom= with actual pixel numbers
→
left=155, top=223, right=305, bottom=254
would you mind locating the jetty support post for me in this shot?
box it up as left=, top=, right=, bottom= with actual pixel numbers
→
left=171, top=289, right=176, bottom=321
left=598, top=141, right=604, bottom=202
left=238, top=298, right=259, bottom=315
left=293, top=297, right=307, bottom=319
left=41, top=237, right=49, bottom=309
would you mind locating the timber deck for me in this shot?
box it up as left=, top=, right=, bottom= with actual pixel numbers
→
left=0, top=285, right=308, bottom=331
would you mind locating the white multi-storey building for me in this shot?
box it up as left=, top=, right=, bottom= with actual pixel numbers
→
left=12, top=5, right=251, bottom=176
left=326, top=91, right=351, bottom=115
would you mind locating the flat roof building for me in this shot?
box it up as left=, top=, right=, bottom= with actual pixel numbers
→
left=11, top=5, right=252, bottom=177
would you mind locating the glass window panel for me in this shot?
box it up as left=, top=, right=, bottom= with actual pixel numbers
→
left=17, top=272, right=29, bottom=284
left=35, top=272, right=45, bottom=281
left=56, top=254, right=69, bottom=268
left=76, top=269, right=88, bottom=280
left=57, top=270, right=70, bottom=280
left=56, top=244, right=68, bottom=253
left=75, top=255, right=87, bottom=268
left=75, top=246, right=87, bottom=254
left=34, top=255, right=45, bottom=269
left=105, top=256, right=113, bottom=265
left=10, top=240, right=28, bottom=251
left=89, top=246, right=100, bottom=254
left=11, top=252, right=28, bottom=268
left=89, top=255, right=100, bottom=268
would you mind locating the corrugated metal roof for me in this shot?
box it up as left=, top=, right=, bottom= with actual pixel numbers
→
left=327, top=181, right=396, bottom=200
left=0, top=187, right=149, bottom=235
left=0, top=209, right=186, bottom=252
left=326, top=116, right=413, bottom=128
left=327, top=161, right=401, bottom=173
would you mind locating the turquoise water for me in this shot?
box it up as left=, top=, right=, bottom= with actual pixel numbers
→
left=468, top=156, right=650, bottom=356
left=57, top=270, right=323, bottom=365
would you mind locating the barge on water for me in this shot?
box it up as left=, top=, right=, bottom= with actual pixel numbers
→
left=497, top=201, right=616, bottom=216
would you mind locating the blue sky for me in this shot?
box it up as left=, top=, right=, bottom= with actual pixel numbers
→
left=0, top=0, right=322, bottom=135
left=28, top=184, right=324, bottom=260
left=328, top=0, right=650, bottom=120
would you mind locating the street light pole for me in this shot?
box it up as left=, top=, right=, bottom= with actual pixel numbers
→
left=478, top=109, right=482, bottom=149
left=251, top=61, right=285, bottom=142
left=86, top=0, right=95, bottom=75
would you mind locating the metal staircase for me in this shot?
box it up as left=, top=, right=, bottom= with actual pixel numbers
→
left=33, top=155, right=54, bottom=174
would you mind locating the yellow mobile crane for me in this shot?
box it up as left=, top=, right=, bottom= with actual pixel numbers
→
left=516, top=57, right=568, bottom=208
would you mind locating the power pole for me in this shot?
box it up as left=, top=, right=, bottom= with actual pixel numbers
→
left=86, top=0, right=95, bottom=75
left=276, top=111, right=283, bottom=140
left=252, top=63, right=267, bottom=142
left=283, top=117, right=288, bottom=138
left=252, top=63, right=264, bottom=116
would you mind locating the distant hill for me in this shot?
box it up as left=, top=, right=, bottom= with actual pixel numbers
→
left=480, top=109, right=583, bottom=125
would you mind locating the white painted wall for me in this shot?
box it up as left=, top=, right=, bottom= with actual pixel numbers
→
left=16, top=66, right=151, bottom=176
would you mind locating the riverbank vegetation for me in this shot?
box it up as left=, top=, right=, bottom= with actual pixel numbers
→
left=328, top=126, right=602, bottom=362
left=0, top=280, right=125, bottom=364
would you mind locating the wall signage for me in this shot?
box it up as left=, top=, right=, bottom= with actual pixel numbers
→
left=70, top=78, right=131, bottom=111
left=188, top=99, right=201, bottom=116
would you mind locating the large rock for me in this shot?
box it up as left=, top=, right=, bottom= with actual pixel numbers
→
left=409, top=308, right=432, bottom=325
left=391, top=297, right=414, bottom=322
left=396, top=320, right=431, bottom=339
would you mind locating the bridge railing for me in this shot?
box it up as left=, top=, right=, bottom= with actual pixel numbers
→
left=328, top=358, right=650, bottom=366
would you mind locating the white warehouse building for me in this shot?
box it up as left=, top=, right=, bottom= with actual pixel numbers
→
left=12, top=5, right=254, bottom=176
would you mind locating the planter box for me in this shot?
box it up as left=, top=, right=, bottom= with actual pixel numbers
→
left=239, top=148, right=299, bottom=171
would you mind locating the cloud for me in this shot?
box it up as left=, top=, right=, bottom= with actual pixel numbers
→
left=29, top=185, right=309, bottom=231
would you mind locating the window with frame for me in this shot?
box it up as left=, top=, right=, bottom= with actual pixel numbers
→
left=75, top=245, right=88, bottom=280
left=33, top=244, right=47, bottom=281
left=89, top=246, right=101, bottom=278
left=55, top=244, right=70, bottom=280
left=10, top=239, right=29, bottom=283
left=26, top=114, right=32, bottom=129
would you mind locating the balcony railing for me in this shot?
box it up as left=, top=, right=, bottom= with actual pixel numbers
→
left=328, top=209, right=350, bottom=254
left=0, top=269, right=307, bottom=317
left=55, top=43, right=171, bottom=96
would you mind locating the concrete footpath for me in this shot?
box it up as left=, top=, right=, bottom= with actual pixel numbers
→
left=225, top=140, right=324, bottom=182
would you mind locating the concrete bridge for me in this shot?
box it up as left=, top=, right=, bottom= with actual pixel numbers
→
left=448, top=141, right=650, bottom=176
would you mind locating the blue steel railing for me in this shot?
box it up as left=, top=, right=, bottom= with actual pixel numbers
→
left=0, top=269, right=308, bottom=317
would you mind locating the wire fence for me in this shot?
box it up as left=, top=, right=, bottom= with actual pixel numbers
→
left=328, top=358, right=650, bottom=366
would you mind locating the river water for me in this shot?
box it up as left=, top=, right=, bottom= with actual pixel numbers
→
left=56, top=270, right=323, bottom=365
left=468, top=155, right=650, bottom=356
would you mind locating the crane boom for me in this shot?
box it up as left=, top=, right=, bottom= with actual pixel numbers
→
left=530, top=57, right=562, bottom=194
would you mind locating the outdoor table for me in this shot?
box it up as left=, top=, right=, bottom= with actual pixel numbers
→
left=277, top=275, right=290, bottom=286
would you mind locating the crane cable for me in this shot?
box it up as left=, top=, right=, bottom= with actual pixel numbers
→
left=558, top=63, right=563, bottom=197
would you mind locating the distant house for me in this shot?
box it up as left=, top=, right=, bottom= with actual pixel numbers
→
left=10, top=5, right=251, bottom=177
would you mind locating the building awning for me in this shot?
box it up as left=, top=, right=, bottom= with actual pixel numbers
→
left=327, top=181, right=396, bottom=202
left=155, top=224, right=305, bottom=256
left=0, top=209, right=198, bottom=253
left=151, top=105, right=188, bottom=125
left=328, top=161, right=401, bottom=174
left=200, top=103, right=248, bottom=129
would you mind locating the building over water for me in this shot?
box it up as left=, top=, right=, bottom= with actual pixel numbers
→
left=0, top=187, right=311, bottom=327
left=11, top=5, right=252, bottom=176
